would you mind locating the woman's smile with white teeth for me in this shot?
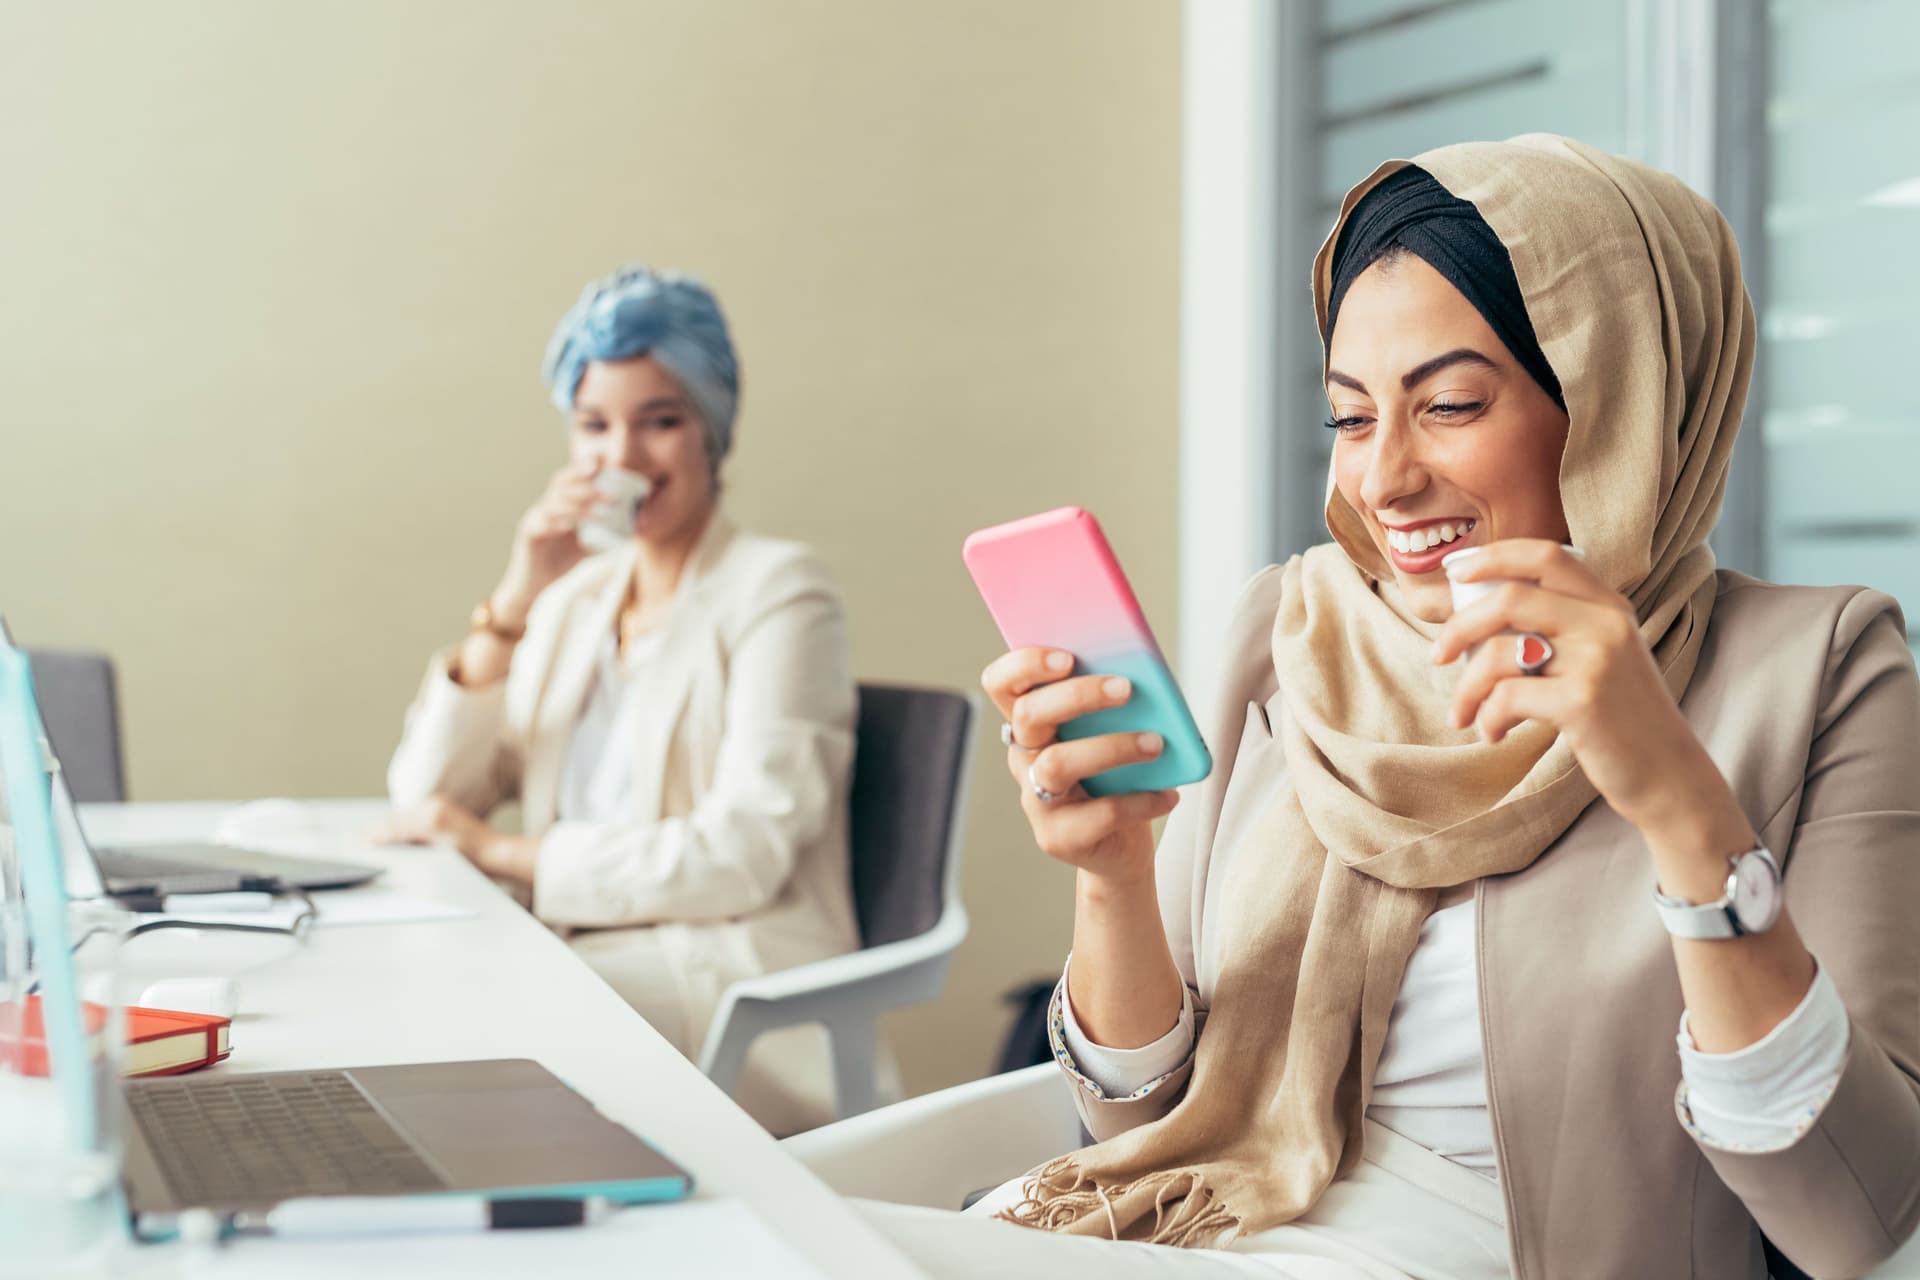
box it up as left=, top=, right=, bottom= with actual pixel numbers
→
left=1385, top=519, right=1476, bottom=554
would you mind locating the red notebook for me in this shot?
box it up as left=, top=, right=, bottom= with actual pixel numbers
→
left=0, top=998, right=231, bottom=1077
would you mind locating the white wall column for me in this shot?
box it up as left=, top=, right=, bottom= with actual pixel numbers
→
left=1176, top=0, right=1295, bottom=714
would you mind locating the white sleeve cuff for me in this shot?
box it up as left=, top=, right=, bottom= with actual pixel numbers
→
left=1675, top=960, right=1852, bottom=1153
left=530, top=819, right=598, bottom=923
left=387, top=652, right=510, bottom=805
left=1050, top=953, right=1196, bottom=1100
left=400, top=652, right=509, bottom=750
left=424, top=650, right=505, bottom=709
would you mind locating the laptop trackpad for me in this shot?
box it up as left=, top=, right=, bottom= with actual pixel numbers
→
left=354, top=1060, right=684, bottom=1188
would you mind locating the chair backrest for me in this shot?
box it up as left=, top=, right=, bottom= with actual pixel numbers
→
left=847, top=683, right=975, bottom=948
left=24, top=648, right=126, bottom=803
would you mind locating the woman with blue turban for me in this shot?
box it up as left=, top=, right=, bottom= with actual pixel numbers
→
left=380, top=266, right=860, bottom=1135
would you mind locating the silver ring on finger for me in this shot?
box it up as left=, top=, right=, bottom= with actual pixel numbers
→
left=1516, top=632, right=1554, bottom=676
left=1000, top=722, right=1015, bottom=748
left=1027, top=762, right=1059, bottom=804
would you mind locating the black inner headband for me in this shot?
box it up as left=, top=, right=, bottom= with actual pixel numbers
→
left=1326, top=166, right=1565, bottom=411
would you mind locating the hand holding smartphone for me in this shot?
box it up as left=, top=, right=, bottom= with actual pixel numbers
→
left=963, top=507, right=1211, bottom=797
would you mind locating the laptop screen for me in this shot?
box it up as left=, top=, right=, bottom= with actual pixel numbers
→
left=0, top=617, right=107, bottom=900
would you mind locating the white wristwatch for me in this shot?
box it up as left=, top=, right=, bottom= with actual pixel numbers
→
left=1652, top=846, right=1783, bottom=939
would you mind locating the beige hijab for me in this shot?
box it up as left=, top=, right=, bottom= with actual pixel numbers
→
left=1002, top=135, right=1755, bottom=1245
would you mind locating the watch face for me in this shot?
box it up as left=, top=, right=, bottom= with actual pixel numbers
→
left=1731, top=852, right=1782, bottom=933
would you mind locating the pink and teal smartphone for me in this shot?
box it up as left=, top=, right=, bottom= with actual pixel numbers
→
left=962, top=507, right=1211, bottom=797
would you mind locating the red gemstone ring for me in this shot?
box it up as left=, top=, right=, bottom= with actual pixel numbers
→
left=1516, top=632, right=1554, bottom=676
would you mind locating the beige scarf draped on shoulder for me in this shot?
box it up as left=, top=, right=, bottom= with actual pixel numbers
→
left=1001, top=135, right=1755, bottom=1246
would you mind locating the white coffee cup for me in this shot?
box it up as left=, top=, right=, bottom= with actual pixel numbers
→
left=1441, top=543, right=1583, bottom=656
left=577, top=468, right=653, bottom=553
left=1440, top=545, right=1504, bottom=613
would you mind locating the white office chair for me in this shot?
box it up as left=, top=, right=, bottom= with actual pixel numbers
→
left=698, top=684, right=979, bottom=1122
left=783, top=1061, right=1071, bottom=1208
left=787, top=1063, right=1920, bottom=1279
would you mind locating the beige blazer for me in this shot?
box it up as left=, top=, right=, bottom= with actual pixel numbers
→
left=388, top=514, right=860, bottom=1129
left=1071, top=570, right=1920, bottom=1279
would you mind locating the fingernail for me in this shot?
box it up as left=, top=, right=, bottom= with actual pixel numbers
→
left=1103, top=677, right=1131, bottom=700
left=1046, top=651, right=1072, bottom=672
left=1137, top=732, right=1163, bottom=754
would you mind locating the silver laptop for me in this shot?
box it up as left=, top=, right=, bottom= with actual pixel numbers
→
left=0, top=639, right=692, bottom=1239
left=0, top=616, right=380, bottom=902
left=123, top=1059, right=694, bottom=1238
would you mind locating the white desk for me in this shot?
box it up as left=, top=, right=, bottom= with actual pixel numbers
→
left=83, top=800, right=925, bottom=1279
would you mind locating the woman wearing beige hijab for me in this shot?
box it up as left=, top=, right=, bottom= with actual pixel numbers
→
left=859, top=136, right=1920, bottom=1277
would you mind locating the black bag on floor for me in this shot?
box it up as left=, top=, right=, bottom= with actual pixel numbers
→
left=995, top=977, right=1057, bottom=1074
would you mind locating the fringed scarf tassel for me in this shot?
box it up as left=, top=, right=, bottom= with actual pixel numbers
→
left=995, top=1157, right=1243, bottom=1248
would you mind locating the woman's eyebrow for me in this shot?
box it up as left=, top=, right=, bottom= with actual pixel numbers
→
left=576, top=396, right=685, bottom=418
left=1399, top=348, right=1499, bottom=389
left=1324, top=349, right=1500, bottom=396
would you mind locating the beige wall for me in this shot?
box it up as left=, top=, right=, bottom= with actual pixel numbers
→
left=0, top=1, right=1179, bottom=1096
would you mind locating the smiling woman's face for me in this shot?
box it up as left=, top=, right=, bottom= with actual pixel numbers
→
left=568, top=355, right=717, bottom=548
left=1326, top=251, right=1572, bottom=622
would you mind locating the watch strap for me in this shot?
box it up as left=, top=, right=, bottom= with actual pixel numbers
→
left=1652, top=845, right=1777, bottom=940
left=1652, top=892, right=1741, bottom=939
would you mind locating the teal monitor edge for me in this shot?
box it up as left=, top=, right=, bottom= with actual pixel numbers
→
left=0, top=649, right=95, bottom=1149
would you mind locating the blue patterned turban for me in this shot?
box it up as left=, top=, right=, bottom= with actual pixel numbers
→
left=541, top=266, right=740, bottom=463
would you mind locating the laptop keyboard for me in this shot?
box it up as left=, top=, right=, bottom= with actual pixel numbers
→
left=128, top=1071, right=450, bottom=1207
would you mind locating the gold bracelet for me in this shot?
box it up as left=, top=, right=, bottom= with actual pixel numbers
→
left=469, top=598, right=527, bottom=642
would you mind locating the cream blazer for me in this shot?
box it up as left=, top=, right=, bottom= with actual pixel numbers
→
left=388, top=515, right=860, bottom=1125
left=1072, top=570, right=1920, bottom=1279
